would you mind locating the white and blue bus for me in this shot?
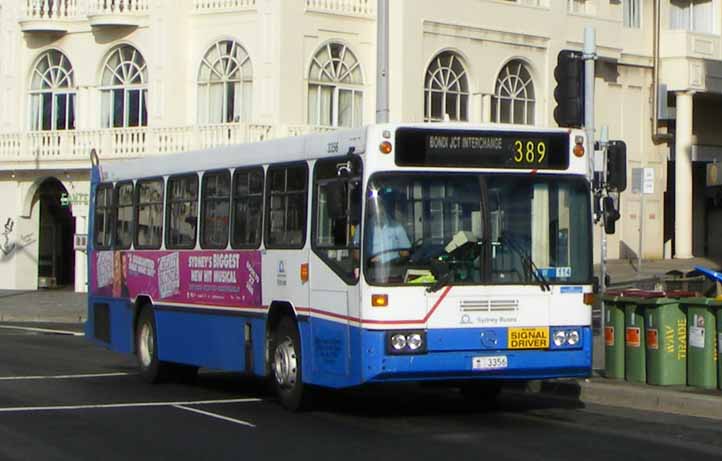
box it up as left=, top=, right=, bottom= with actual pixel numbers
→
left=86, top=123, right=595, bottom=410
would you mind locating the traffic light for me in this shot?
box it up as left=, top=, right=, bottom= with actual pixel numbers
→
left=603, top=196, right=620, bottom=235
left=553, top=50, right=584, bottom=128
left=606, top=140, right=627, bottom=192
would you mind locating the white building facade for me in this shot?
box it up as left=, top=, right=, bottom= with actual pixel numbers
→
left=0, top=0, right=718, bottom=292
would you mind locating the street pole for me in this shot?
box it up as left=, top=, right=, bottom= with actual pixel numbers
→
left=598, top=126, right=608, bottom=295
left=583, top=27, right=599, bottom=288
left=376, top=0, right=390, bottom=123
left=584, top=27, right=596, bottom=182
left=639, top=187, right=644, bottom=274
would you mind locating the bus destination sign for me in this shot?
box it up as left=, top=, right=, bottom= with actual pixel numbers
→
left=394, top=128, right=570, bottom=170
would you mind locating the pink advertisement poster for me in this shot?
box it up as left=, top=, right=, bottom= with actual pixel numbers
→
left=92, top=250, right=262, bottom=307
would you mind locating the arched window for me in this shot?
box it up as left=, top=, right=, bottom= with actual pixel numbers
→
left=197, top=40, right=253, bottom=125
left=307, top=42, right=363, bottom=128
left=424, top=51, right=469, bottom=122
left=491, top=60, right=535, bottom=125
left=29, top=50, right=75, bottom=131
left=100, top=45, right=148, bottom=128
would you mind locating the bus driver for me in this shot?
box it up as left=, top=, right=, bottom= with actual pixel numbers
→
left=367, top=192, right=411, bottom=264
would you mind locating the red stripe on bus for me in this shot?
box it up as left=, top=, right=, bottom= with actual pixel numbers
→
left=159, top=285, right=453, bottom=326
left=296, top=285, right=452, bottom=326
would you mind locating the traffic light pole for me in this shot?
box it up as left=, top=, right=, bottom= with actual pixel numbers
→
left=584, top=27, right=596, bottom=184
left=583, top=28, right=604, bottom=294
left=376, top=0, right=390, bottom=124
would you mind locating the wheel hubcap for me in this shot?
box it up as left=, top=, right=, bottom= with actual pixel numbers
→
left=139, top=322, right=154, bottom=368
left=273, top=337, right=297, bottom=389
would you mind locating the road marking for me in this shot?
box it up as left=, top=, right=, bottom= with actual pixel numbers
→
left=0, top=372, right=133, bottom=381
left=0, top=398, right=262, bottom=413
left=173, top=404, right=256, bottom=428
left=0, top=325, right=84, bottom=336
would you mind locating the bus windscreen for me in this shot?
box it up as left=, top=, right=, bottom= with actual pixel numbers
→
left=395, top=128, right=570, bottom=170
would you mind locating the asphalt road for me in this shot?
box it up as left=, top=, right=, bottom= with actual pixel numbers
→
left=1, top=323, right=722, bottom=461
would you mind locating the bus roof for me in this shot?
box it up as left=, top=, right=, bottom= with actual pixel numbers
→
left=97, top=126, right=368, bottom=183
left=96, top=123, right=580, bottom=183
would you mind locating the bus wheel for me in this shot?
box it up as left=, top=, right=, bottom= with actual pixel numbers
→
left=271, top=317, right=311, bottom=411
left=135, top=307, right=170, bottom=383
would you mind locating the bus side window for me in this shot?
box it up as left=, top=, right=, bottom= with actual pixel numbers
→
left=135, top=178, right=164, bottom=250
left=94, top=183, right=113, bottom=249
left=312, top=157, right=362, bottom=283
left=166, top=174, right=199, bottom=249
left=200, top=170, right=231, bottom=249
left=114, top=181, right=134, bottom=250
left=266, top=163, right=308, bottom=249
left=231, top=167, right=264, bottom=249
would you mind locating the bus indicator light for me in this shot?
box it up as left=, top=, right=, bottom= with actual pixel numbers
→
left=300, top=263, right=309, bottom=283
left=371, top=294, right=388, bottom=307
left=379, top=141, right=393, bottom=155
left=573, top=141, right=585, bottom=158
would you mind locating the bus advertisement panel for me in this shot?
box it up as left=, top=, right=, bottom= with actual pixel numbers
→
left=91, top=250, right=261, bottom=307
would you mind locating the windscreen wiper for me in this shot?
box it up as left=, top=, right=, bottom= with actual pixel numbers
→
left=426, top=267, right=451, bottom=293
left=498, top=235, right=551, bottom=292
left=426, top=238, right=483, bottom=293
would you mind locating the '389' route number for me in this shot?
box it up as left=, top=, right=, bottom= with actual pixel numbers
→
left=513, top=140, right=547, bottom=165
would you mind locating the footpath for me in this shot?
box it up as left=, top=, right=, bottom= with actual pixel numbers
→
left=1, top=257, right=721, bottom=419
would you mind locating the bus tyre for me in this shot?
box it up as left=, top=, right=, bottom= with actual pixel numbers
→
left=135, top=307, right=171, bottom=383
left=271, top=317, right=311, bottom=411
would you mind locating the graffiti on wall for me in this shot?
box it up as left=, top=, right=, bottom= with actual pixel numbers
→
left=1, top=219, right=15, bottom=255
left=0, top=218, right=36, bottom=258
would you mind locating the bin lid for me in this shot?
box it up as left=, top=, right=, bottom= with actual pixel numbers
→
left=621, top=289, right=665, bottom=299
left=665, top=290, right=697, bottom=298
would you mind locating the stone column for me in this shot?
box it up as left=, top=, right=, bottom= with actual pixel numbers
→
left=74, top=214, right=88, bottom=293
left=675, top=91, right=694, bottom=259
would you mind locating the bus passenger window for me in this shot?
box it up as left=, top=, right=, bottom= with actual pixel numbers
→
left=312, top=157, right=362, bottom=283
left=231, top=167, right=263, bottom=248
left=135, top=178, right=164, bottom=250
left=201, top=170, right=231, bottom=249
left=166, top=174, right=198, bottom=249
left=94, top=184, right=113, bottom=249
left=266, top=164, right=307, bottom=249
left=114, top=181, right=134, bottom=250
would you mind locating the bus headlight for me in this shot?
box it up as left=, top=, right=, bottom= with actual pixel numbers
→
left=567, top=330, right=580, bottom=346
left=391, top=334, right=407, bottom=351
left=407, top=333, right=424, bottom=351
left=550, top=328, right=583, bottom=349
left=553, top=330, right=567, bottom=347
left=386, top=331, right=427, bottom=355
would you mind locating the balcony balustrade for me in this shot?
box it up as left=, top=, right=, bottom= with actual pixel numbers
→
left=19, top=0, right=82, bottom=33
left=0, top=123, right=336, bottom=169
left=19, top=0, right=149, bottom=31
left=87, top=0, right=149, bottom=27
left=193, top=0, right=256, bottom=13
left=305, top=0, right=375, bottom=17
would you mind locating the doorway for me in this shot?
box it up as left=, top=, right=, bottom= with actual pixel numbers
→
left=36, top=178, right=75, bottom=288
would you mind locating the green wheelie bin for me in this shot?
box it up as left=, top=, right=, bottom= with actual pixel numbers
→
left=622, top=290, right=664, bottom=384
left=641, top=291, right=692, bottom=386
left=683, top=297, right=720, bottom=389
left=603, top=290, right=626, bottom=379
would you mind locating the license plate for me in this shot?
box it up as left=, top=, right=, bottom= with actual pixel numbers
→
left=472, top=355, right=508, bottom=370
left=508, top=327, right=549, bottom=349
